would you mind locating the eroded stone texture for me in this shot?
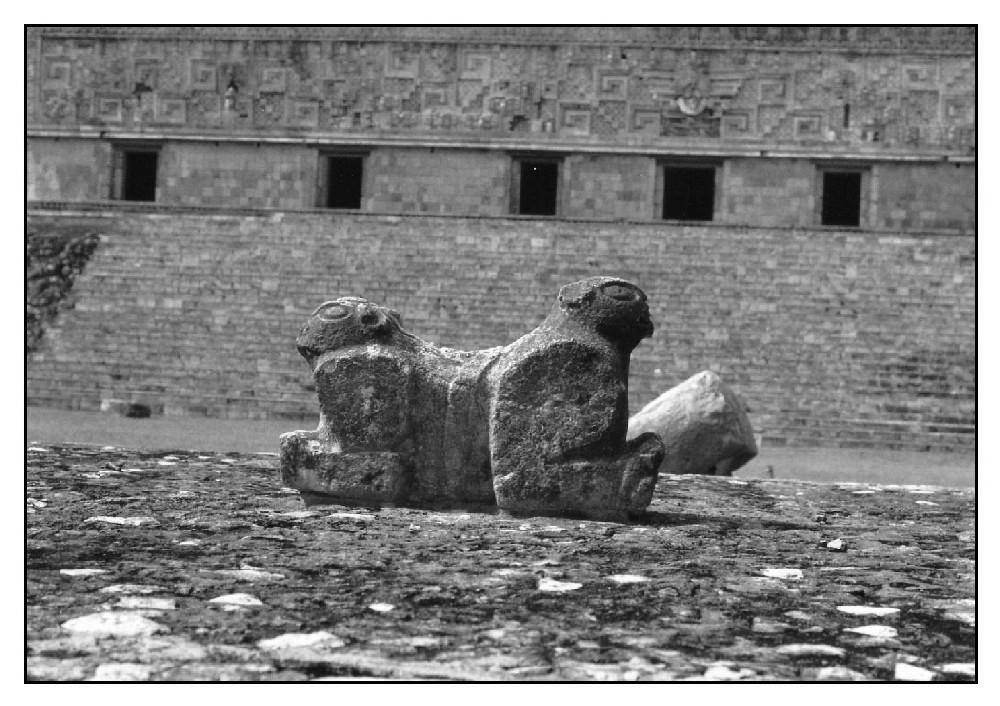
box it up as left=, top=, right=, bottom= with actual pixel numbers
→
left=627, top=370, right=757, bottom=476
left=280, top=277, right=664, bottom=520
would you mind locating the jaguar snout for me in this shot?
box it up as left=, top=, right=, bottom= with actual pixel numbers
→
left=638, top=310, right=654, bottom=338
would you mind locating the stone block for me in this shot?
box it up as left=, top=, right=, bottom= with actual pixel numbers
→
left=627, top=370, right=757, bottom=476
left=279, top=433, right=411, bottom=506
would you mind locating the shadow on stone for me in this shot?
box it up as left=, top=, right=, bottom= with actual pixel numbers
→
left=640, top=510, right=820, bottom=531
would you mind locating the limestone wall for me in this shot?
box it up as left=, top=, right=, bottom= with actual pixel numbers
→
left=27, top=26, right=976, bottom=232
left=366, top=148, right=510, bottom=216
left=26, top=205, right=974, bottom=451
left=26, top=138, right=975, bottom=232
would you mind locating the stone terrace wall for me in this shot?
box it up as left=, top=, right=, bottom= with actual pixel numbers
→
left=26, top=205, right=974, bottom=451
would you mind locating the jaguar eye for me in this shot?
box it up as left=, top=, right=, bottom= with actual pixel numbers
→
left=316, top=303, right=351, bottom=321
left=601, top=283, right=636, bottom=301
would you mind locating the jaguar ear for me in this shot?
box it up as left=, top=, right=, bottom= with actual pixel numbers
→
left=558, top=280, right=598, bottom=309
left=386, top=307, right=404, bottom=328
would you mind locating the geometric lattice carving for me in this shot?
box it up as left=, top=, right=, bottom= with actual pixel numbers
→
left=593, top=101, right=626, bottom=137
left=662, top=111, right=720, bottom=138
left=29, top=28, right=975, bottom=150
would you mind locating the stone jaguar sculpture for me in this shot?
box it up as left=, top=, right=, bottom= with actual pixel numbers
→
left=279, top=276, right=665, bottom=520
left=487, top=278, right=666, bottom=518
left=283, top=295, right=500, bottom=507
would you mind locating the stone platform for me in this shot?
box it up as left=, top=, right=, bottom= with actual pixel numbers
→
left=26, top=444, right=975, bottom=682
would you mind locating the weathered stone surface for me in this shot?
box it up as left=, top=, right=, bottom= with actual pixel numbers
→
left=627, top=370, right=757, bottom=476
left=281, top=277, right=664, bottom=520
left=61, top=612, right=168, bottom=637
left=281, top=296, right=498, bottom=509
left=26, top=444, right=976, bottom=681
left=488, top=279, right=664, bottom=519
left=90, top=662, right=153, bottom=681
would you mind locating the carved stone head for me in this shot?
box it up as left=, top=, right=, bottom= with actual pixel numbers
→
left=296, top=297, right=407, bottom=368
left=554, top=276, right=654, bottom=351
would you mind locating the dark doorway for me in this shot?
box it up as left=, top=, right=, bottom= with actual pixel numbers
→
left=663, top=166, right=715, bottom=221
left=122, top=151, right=158, bottom=202
left=518, top=161, right=559, bottom=216
left=821, top=171, right=862, bottom=226
left=326, top=156, right=364, bottom=209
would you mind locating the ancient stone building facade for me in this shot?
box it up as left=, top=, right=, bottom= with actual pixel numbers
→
left=26, top=26, right=975, bottom=451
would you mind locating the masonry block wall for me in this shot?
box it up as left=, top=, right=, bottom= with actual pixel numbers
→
left=28, top=138, right=110, bottom=201
left=723, top=158, right=817, bottom=228
left=26, top=206, right=974, bottom=452
left=159, top=143, right=317, bottom=210
left=875, top=162, right=975, bottom=232
left=566, top=155, right=654, bottom=220
left=367, top=148, right=510, bottom=216
left=27, top=27, right=976, bottom=230
left=26, top=137, right=976, bottom=232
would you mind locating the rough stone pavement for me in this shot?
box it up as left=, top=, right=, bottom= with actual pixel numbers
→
left=26, top=444, right=976, bottom=682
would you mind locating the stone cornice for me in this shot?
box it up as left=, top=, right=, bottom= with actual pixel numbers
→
left=26, top=25, right=976, bottom=55
left=25, top=200, right=974, bottom=237
left=26, top=125, right=975, bottom=163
